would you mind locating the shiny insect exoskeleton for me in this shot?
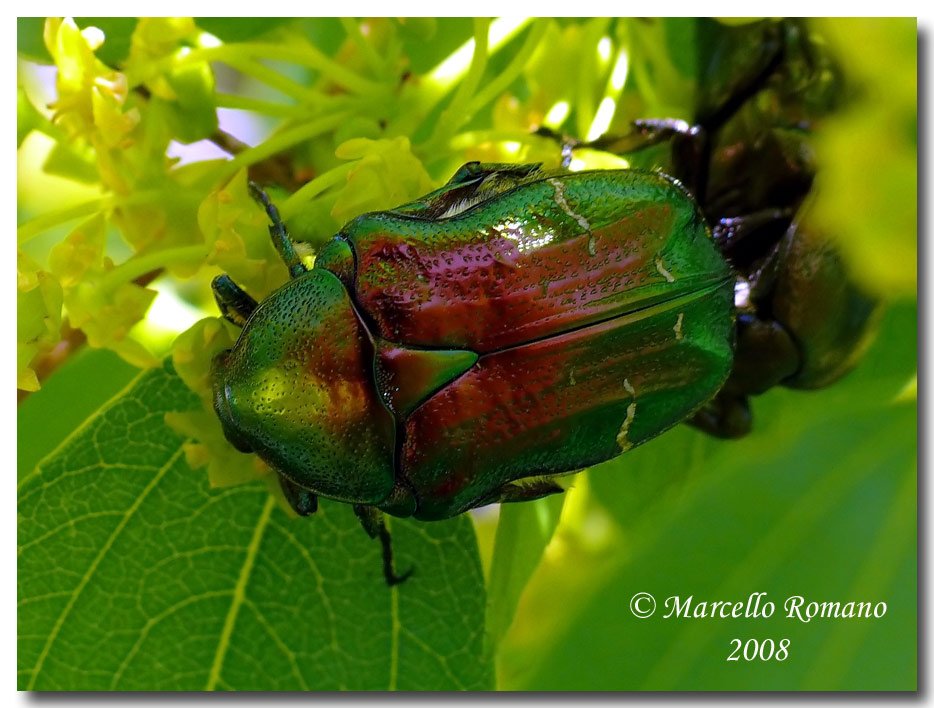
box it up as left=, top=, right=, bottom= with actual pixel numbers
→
left=570, top=18, right=881, bottom=437
left=210, top=19, right=879, bottom=583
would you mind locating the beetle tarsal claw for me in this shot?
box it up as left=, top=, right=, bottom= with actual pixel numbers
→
left=376, top=521, right=413, bottom=587
left=353, top=505, right=413, bottom=586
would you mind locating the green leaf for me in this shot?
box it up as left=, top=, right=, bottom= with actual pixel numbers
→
left=17, top=347, right=138, bottom=484
left=194, top=18, right=292, bottom=43
left=18, top=361, right=492, bottom=690
left=589, top=424, right=715, bottom=530
left=486, top=496, right=565, bottom=649
left=17, top=17, right=53, bottom=64
left=510, top=305, right=917, bottom=690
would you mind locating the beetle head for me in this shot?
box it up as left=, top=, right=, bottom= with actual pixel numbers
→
left=210, top=269, right=395, bottom=505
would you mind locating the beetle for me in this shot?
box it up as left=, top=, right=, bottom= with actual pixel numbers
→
left=209, top=19, right=879, bottom=584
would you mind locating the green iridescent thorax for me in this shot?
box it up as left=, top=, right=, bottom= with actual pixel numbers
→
left=211, top=269, right=394, bottom=504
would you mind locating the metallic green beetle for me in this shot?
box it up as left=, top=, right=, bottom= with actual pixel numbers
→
left=212, top=157, right=878, bottom=582
left=210, top=19, right=879, bottom=583
left=212, top=166, right=737, bottom=581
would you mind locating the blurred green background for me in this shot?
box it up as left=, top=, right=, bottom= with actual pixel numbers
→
left=18, top=18, right=916, bottom=691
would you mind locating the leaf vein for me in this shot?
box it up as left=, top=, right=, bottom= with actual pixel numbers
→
left=243, top=598, right=310, bottom=690
left=110, top=590, right=234, bottom=689
left=24, top=444, right=187, bottom=690
left=204, top=494, right=276, bottom=690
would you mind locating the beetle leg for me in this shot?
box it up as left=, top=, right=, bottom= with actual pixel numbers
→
left=728, top=314, right=802, bottom=396
left=544, top=26, right=787, bottom=197
left=603, top=120, right=713, bottom=201
left=353, top=505, right=414, bottom=586
left=476, top=478, right=566, bottom=508
left=690, top=312, right=802, bottom=439
left=695, top=31, right=785, bottom=135
left=536, top=120, right=696, bottom=156
left=278, top=474, right=318, bottom=516
left=540, top=119, right=712, bottom=198
left=211, top=275, right=258, bottom=327
left=584, top=118, right=700, bottom=154
left=532, top=127, right=579, bottom=167
left=687, top=392, right=751, bottom=439
left=713, top=208, right=795, bottom=273
left=248, top=182, right=308, bottom=279
left=600, top=27, right=784, bottom=195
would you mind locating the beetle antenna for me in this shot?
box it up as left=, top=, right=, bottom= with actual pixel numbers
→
left=248, top=182, right=308, bottom=279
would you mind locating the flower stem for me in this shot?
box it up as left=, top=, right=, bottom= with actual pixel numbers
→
left=339, top=18, right=387, bottom=80
left=244, top=42, right=384, bottom=95
left=220, top=54, right=330, bottom=105
left=17, top=190, right=163, bottom=245
left=215, top=93, right=310, bottom=119
left=468, top=19, right=549, bottom=118
left=213, top=112, right=352, bottom=183
left=281, top=162, right=354, bottom=220
left=143, top=41, right=382, bottom=97
left=421, top=19, right=490, bottom=156
left=98, top=245, right=209, bottom=294
left=17, top=199, right=106, bottom=245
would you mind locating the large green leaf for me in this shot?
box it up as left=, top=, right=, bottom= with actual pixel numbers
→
left=18, top=348, right=138, bottom=485
left=18, top=361, right=492, bottom=691
left=486, top=495, right=565, bottom=649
